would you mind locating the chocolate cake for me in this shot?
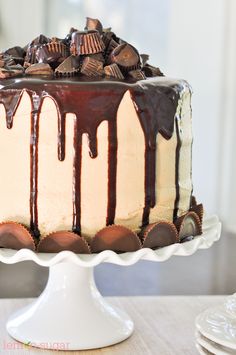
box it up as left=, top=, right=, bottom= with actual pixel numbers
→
left=0, top=18, right=203, bottom=253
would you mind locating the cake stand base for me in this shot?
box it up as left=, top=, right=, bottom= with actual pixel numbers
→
left=6, top=262, right=134, bottom=351
left=1, top=215, right=221, bottom=351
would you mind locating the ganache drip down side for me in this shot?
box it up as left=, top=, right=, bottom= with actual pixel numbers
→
left=0, top=77, right=188, bottom=238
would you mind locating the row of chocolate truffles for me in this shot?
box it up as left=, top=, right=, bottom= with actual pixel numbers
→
left=0, top=200, right=203, bottom=253
left=0, top=17, right=163, bottom=80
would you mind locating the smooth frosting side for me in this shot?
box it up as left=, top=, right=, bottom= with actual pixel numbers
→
left=0, top=77, right=192, bottom=239
left=0, top=92, right=30, bottom=226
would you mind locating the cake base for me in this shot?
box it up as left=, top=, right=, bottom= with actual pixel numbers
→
left=6, top=262, right=134, bottom=350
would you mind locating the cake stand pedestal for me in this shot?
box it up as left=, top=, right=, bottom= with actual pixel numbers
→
left=0, top=215, right=221, bottom=351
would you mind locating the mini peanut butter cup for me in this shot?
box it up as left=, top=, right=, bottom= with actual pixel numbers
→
left=37, top=231, right=91, bottom=254
left=36, top=39, right=69, bottom=65
left=85, top=17, right=103, bottom=34
left=0, top=67, right=22, bottom=79
left=91, top=225, right=141, bottom=253
left=0, top=222, right=35, bottom=250
left=55, top=55, right=80, bottom=76
left=141, top=221, right=179, bottom=249
left=128, top=69, right=146, bottom=80
left=81, top=57, right=104, bottom=77
left=25, top=63, right=53, bottom=75
left=143, top=64, right=164, bottom=77
left=70, top=30, right=105, bottom=56
left=104, top=63, right=124, bottom=79
left=109, top=43, right=140, bottom=72
left=175, top=211, right=202, bottom=241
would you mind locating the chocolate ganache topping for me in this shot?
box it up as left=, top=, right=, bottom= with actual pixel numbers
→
left=0, top=17, right=196, bottom=252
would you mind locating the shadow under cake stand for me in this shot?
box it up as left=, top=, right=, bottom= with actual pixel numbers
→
left=0, top=215, right=221, bottom=351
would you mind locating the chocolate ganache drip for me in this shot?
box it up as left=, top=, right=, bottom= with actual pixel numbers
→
left=0, top=18, right=190, bottom=238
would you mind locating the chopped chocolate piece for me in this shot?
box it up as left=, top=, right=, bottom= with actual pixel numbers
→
left=0, top=222, right=35, bottom=251
left=5, top=64, right=24, bottom=73
left=91, top=225, right=141, bottom=253
left=85, top=17, right=103, bottom=34
left=25, top=63, right=53, bottom=75
left=141, top=221, right=179, bottom=249
left=37, top=231, right=91, bottom=253
left=36, top=39, right=69, bottom=66
left=81, top=57, right=104, bottom=77
left=104, top=63, right=124, bottom=79
left=143, top=63, right=164, bottom=77
left=70, top=30, right=105, bottom=56
left=0, top=67, right=21, bottom=79
left=55, top=55, right=80, bottom=76
left=110, top=43, right=140, bottom=72
left=129, top=69, right=146, bottom=80
left=31, top=34, right=50, bottom=46
left=4, top=46, right=25, bottom=58
left=140, top=54, right=149, bottom=67
left=175, top=211, right=202, bottom=241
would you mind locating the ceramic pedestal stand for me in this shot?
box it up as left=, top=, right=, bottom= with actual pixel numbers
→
left=0, top=215, right=221, bottom=351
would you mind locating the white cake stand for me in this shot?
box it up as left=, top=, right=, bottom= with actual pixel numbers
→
left=0, top=215, right=221, bottom=351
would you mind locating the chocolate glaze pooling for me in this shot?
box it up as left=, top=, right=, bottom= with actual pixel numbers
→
left=0, top=76, right=187, bottom=238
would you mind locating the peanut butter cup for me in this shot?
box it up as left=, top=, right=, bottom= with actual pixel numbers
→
left=109, top=43, right=140, bottom=72
left=104, top=63, right=124, bottom=79
left=85, top=17, right=103, bottom=34
left=175, top=211, right=202, bottom=241
left=37, top=231, right=91, bottom=253
left=91, top=225, right=141, bottom=253
left=0, top=222, right=35, bottom=250
left=141, top=221, right=179, bottom=249
left=70, top=30, right=105, bottom=56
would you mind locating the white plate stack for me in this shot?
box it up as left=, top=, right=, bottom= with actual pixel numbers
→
left=195, top=294, right=236, bottom=354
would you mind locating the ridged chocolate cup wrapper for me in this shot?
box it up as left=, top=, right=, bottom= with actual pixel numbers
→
left=81, top=57, right=104, bottom=77
left=110, top=43, right=141, bottom=72
left=25, top=63, right=53, bottom=76
left=129, top=69, right=146, bottom=80
left=91, top=225, right=141, bottom=253
left=55, top=55, right=80, bottom=76
left=104, top=63, right=124, bottom=80
left=36, top=40, right=69, bottom=65
left=0, top=221, right=35, bottom=251
left=37, top=231, right=91, bottom=254
left=175, top=211, right=202, bottom=241
left=141, top=221, right=179, bottom=249
left=85, top=17, right=103, bottom=34
left=70, top=30, right=105, bottom=56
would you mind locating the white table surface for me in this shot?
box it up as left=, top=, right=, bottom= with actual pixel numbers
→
left=0, top=296, right=225, bottom=354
